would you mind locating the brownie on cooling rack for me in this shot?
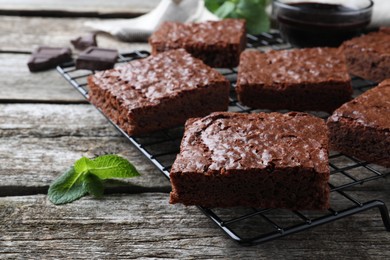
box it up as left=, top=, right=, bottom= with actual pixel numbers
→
left=87, top=49, right=230, bottom=136
left=148, top=19, right=246, bottom=68
left=236, top=48, right=352, bottom=113
left=379, top=27, right=390, bottom=34
left=170, top=111, right=330, bottom=210
left=341, top=29, right=390, bottom=83
left=327, top=80, right=390, bottom=168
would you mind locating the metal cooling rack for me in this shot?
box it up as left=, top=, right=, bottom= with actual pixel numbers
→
left=57, top=32, right=390, bottom=246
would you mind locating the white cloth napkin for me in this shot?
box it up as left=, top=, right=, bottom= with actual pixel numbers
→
left=85, top=0, right=218, bottom=42
left=370, top=0, right=390, bottom=28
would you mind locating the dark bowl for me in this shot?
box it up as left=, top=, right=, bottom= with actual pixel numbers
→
left=272, top=0, right=374, bottom=47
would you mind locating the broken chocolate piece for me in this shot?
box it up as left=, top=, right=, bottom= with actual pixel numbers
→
left=76, top=47, right=118, bottom=71
left=71, top=33, right=97, bottom=51
left=28, top=46, right=72, bottom=72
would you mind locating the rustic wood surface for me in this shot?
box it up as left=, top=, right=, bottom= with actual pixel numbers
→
left=1, top=2, right=390, bottom=258
left=0, top=0, right=158, bottom=17
left=0, top=16, right=151, bottom=53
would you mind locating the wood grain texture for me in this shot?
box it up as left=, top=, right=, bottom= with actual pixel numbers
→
left=0, top=54, right=86, bottom=102
left=1, top=8, right=390, bottom=258
left=0, top=193, right=389, bottom=259
left=0, top=104, right=170, bottom=191
left=0, top=16, right=151, bottom=52
left=0, top=0, right=159, bottom=16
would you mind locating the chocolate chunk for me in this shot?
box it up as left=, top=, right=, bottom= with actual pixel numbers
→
left=71, top=33, right=97, bottom=51
left=76, top=47, right=118, bottom=71
left=28, top=46, right=72, bottom=72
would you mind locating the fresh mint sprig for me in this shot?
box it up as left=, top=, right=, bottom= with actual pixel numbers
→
left=205, top=0, right=271, bottom=34
left=48, top=155, right=140, bottom=205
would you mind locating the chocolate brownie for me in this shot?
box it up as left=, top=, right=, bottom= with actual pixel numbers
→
left=379, top=27, right=390, bottom=34
left=149, top=19, right=246, bottom=68
left=170, top=111, right=330, bottom=210
left=342, top=30, right=390, bottom=82
left=327, top=80, right=390, bottom=167
left=87, top=49, right=230, bottom=136
left=236, top=48, right=352, bottom=113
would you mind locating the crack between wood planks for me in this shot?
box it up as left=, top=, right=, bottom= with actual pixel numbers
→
left=0, top=99, right=88, bottom=104
left=0, top=185, right=171, bottom=197
left=0, top=10, right=145, bottom=19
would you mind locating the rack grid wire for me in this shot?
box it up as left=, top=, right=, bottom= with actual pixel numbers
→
left=57, top=32, right=390, bottom=246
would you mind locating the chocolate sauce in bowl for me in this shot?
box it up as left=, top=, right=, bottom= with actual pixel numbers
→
left=275, top=2, right=372, bottom=47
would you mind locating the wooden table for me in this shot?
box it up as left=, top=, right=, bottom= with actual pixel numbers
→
left=1, top=2, right=390, bottom=258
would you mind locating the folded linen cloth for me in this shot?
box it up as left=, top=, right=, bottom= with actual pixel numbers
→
left=85, top=0, right=218, bottom=42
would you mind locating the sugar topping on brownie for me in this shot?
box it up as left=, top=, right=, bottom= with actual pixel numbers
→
left=149, top=19, right=246, bottom=45
left=173, top=112, right=329, bottom=174
left=236, top=47, right=352, bottom=112
left=342, top=31, right=390, bottom=55
left=238, top=48, right=350, bottom=86
left=328, top=79, right=390, bottom=129
left=89, top=49, right=227, bottom=109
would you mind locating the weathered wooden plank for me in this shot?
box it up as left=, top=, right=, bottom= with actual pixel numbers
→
left=0, top=136, right=170, bottom=192
left=0, top=0, right=158, bottom=16
left=0, top=54, right=86, bottom=102
left=0, top=16, right=151, bottom=52
left=0, top=52, right=146, bottom=102
left=0, top=104, right=120, bottom=137
left=0, top=104, right=171, bottom=191
left=0, top=193, right=389, bottom=258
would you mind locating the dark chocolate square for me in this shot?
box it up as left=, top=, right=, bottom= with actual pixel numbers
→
left=76, top=47, right=118, bottom=71
left=28, top=46, right=72, bottom=72
left=71, top=33, right=97, bottom=51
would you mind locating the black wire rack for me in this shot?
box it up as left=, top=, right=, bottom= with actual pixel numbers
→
left=57, top=32, right=390, bottom=246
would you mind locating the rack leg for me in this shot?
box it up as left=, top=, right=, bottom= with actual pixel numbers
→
left=376, top=200, right=390, bottom=231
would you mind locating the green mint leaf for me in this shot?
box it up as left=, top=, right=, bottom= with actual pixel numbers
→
left=74, top=156, right=93, bottom=174
left=48, top=154, right=140, bottom=205
left=48, top=167, right=88, bottom=205
left=205, top=0, right=227, bottom=13
left=244, top=7, right=270, bottom=34
left=204, top=0, right=270, bottom=34
left=83, top=173, right=104, bottom=198
left=88, top=154, right=140, bottom=179
left=215, top=1, right=236, bottom=18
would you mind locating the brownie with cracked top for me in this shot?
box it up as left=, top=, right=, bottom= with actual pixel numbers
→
left=236, top=48, right=352, bottom=113
left=149, top=19, right=246, bottom=68
left=87, top=49, right=230, bottom=136
left=341, top=29, right=390, bottom=82
left=170, top=111, right=330, bottom=210
left=327, top=80, right=390, bottom=167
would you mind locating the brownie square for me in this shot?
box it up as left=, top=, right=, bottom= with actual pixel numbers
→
left=379, top=27, right=390, bottom=34
left=327, top=80, right=390, bottom=167
left=149, top=19, right=246, bottom=68
left=87, top=49, right=230, bottom=136
left=341, top=30, right=390, bottom=82
left=236, top=48, right=352, bottom=113
left=170, top=111, right=330, bottom=210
